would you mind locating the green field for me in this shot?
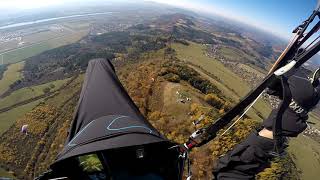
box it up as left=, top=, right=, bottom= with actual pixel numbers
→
left=291, top=112, right=320, bottom=179
left=238, top=63, right=266, bottom=78
left=2, top=44, right=52, bottom=64
left=0, top=78, right=71, bottom=135
left=172, top=42, right=272, bottom=120
left=0, top=62, right=24, bottom=95
left=173, top=43, right=250, bottom=95
left=1, top=31, right=88, bottom=65
left=0, top=98, right=44, bottom=135
left=0, top=78, right=70, bottom=110
left=219, top=46, right=254, bottom=62
left=289, top=135, right=320, bottom=180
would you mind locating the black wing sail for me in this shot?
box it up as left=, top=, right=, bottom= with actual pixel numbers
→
left=55, top=59, right=174, bottom=162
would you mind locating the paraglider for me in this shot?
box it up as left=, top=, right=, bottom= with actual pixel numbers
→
left=21, top=124, right=28, bottom=135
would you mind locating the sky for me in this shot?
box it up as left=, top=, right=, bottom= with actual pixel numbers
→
left=151, top=0, right=319, bottom=38
left=0, top=0, right=318, bottom=38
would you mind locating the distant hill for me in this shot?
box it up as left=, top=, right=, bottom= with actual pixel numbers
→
left=197, top=12, right=286, bottom=46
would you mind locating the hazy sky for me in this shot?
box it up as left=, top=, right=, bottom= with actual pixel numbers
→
left=1, top=0, right=319, bottom=38
left=152, top=0, right=318, bottom=38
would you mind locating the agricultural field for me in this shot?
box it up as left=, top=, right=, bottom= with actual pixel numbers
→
left=0, top=78, right=71, bottom=109
left=0, top=61, right=24, bottom=95
left=172, top=42, right=272, bottom=121
left=238, top=63, right=266, bottom=77
left=0, top=78, right=71, bottom=135
left=0, top=98, right=44, bottom=135
left=0, top=30, right=88, bottom=65
left=173, top=42, right=250, bottom=97
left=189, top=65, right=239, bottom=102
left=61, top=22, right=91, bottom=31
left=218, top=46, right=255, bottom=62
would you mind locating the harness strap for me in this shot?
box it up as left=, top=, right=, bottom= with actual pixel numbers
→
left=272, top=76, right=292, bottom=155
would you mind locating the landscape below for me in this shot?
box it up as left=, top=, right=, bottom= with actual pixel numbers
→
left=0, top=6, right=319, bottom=180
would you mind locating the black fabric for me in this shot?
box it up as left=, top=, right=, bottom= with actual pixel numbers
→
left=54, top=59, right=175, bottom=163
left=101, top=143, right=182, bottom=180
left=213, top=131, right=274, bottom=180
left=68, top=59, right=157, bottom=138
left=311, top=67, right=320, bottom=87
left=49, top=142, right=182, bottom=180
left=313, top=79, right=320, bottom=87
left=272, top=76, right=291, bottom=154
left=264, top=70, right=320, bottom=137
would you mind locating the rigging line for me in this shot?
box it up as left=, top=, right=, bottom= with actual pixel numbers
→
left=297, top=19, right=320, bottom=47
left=305, top=34, right=320, bottom=50
left=220, top=92, right=264, bottom=136
left=269, top=33, right=299, bottom=73
left=219, top=33, right=300, bottom=137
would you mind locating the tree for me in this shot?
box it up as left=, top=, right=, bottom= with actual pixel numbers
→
left=49, top=84, right=55, bottom=89
left=43, top=87, right=51, bottom=94
left=163, top=73, right=180, bottom=83
left=205, top=94, right=224, bottom=109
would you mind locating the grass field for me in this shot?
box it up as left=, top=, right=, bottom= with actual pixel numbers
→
left=2, top=43, right=52, bottom=64
left=0, top=61, right=24, bottom=95
left=238, top=63, right=266, bottom=78
left=189, top=64, right=239, bottom=101
left=289, top=135, right=320, bottom=180
left=0, top=28, right=65, bottom=53
left=0, top=78, right=72, bottom=135
left=172, top=42, right=272, bottom=120
left=1, top=30, right=88, bottom=65
left=173, top=43, right=250, bottom=95
left=219, top=46, right=254, bottom=62
left=309, top=112, right=320, bottom=129
left=290, top=112, right=320, bottom=179
left=163, top=82, right=211, bottom=124
left=0, top=78, right=70, bottom=110
left=0, top=98, right=44, bottom=135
